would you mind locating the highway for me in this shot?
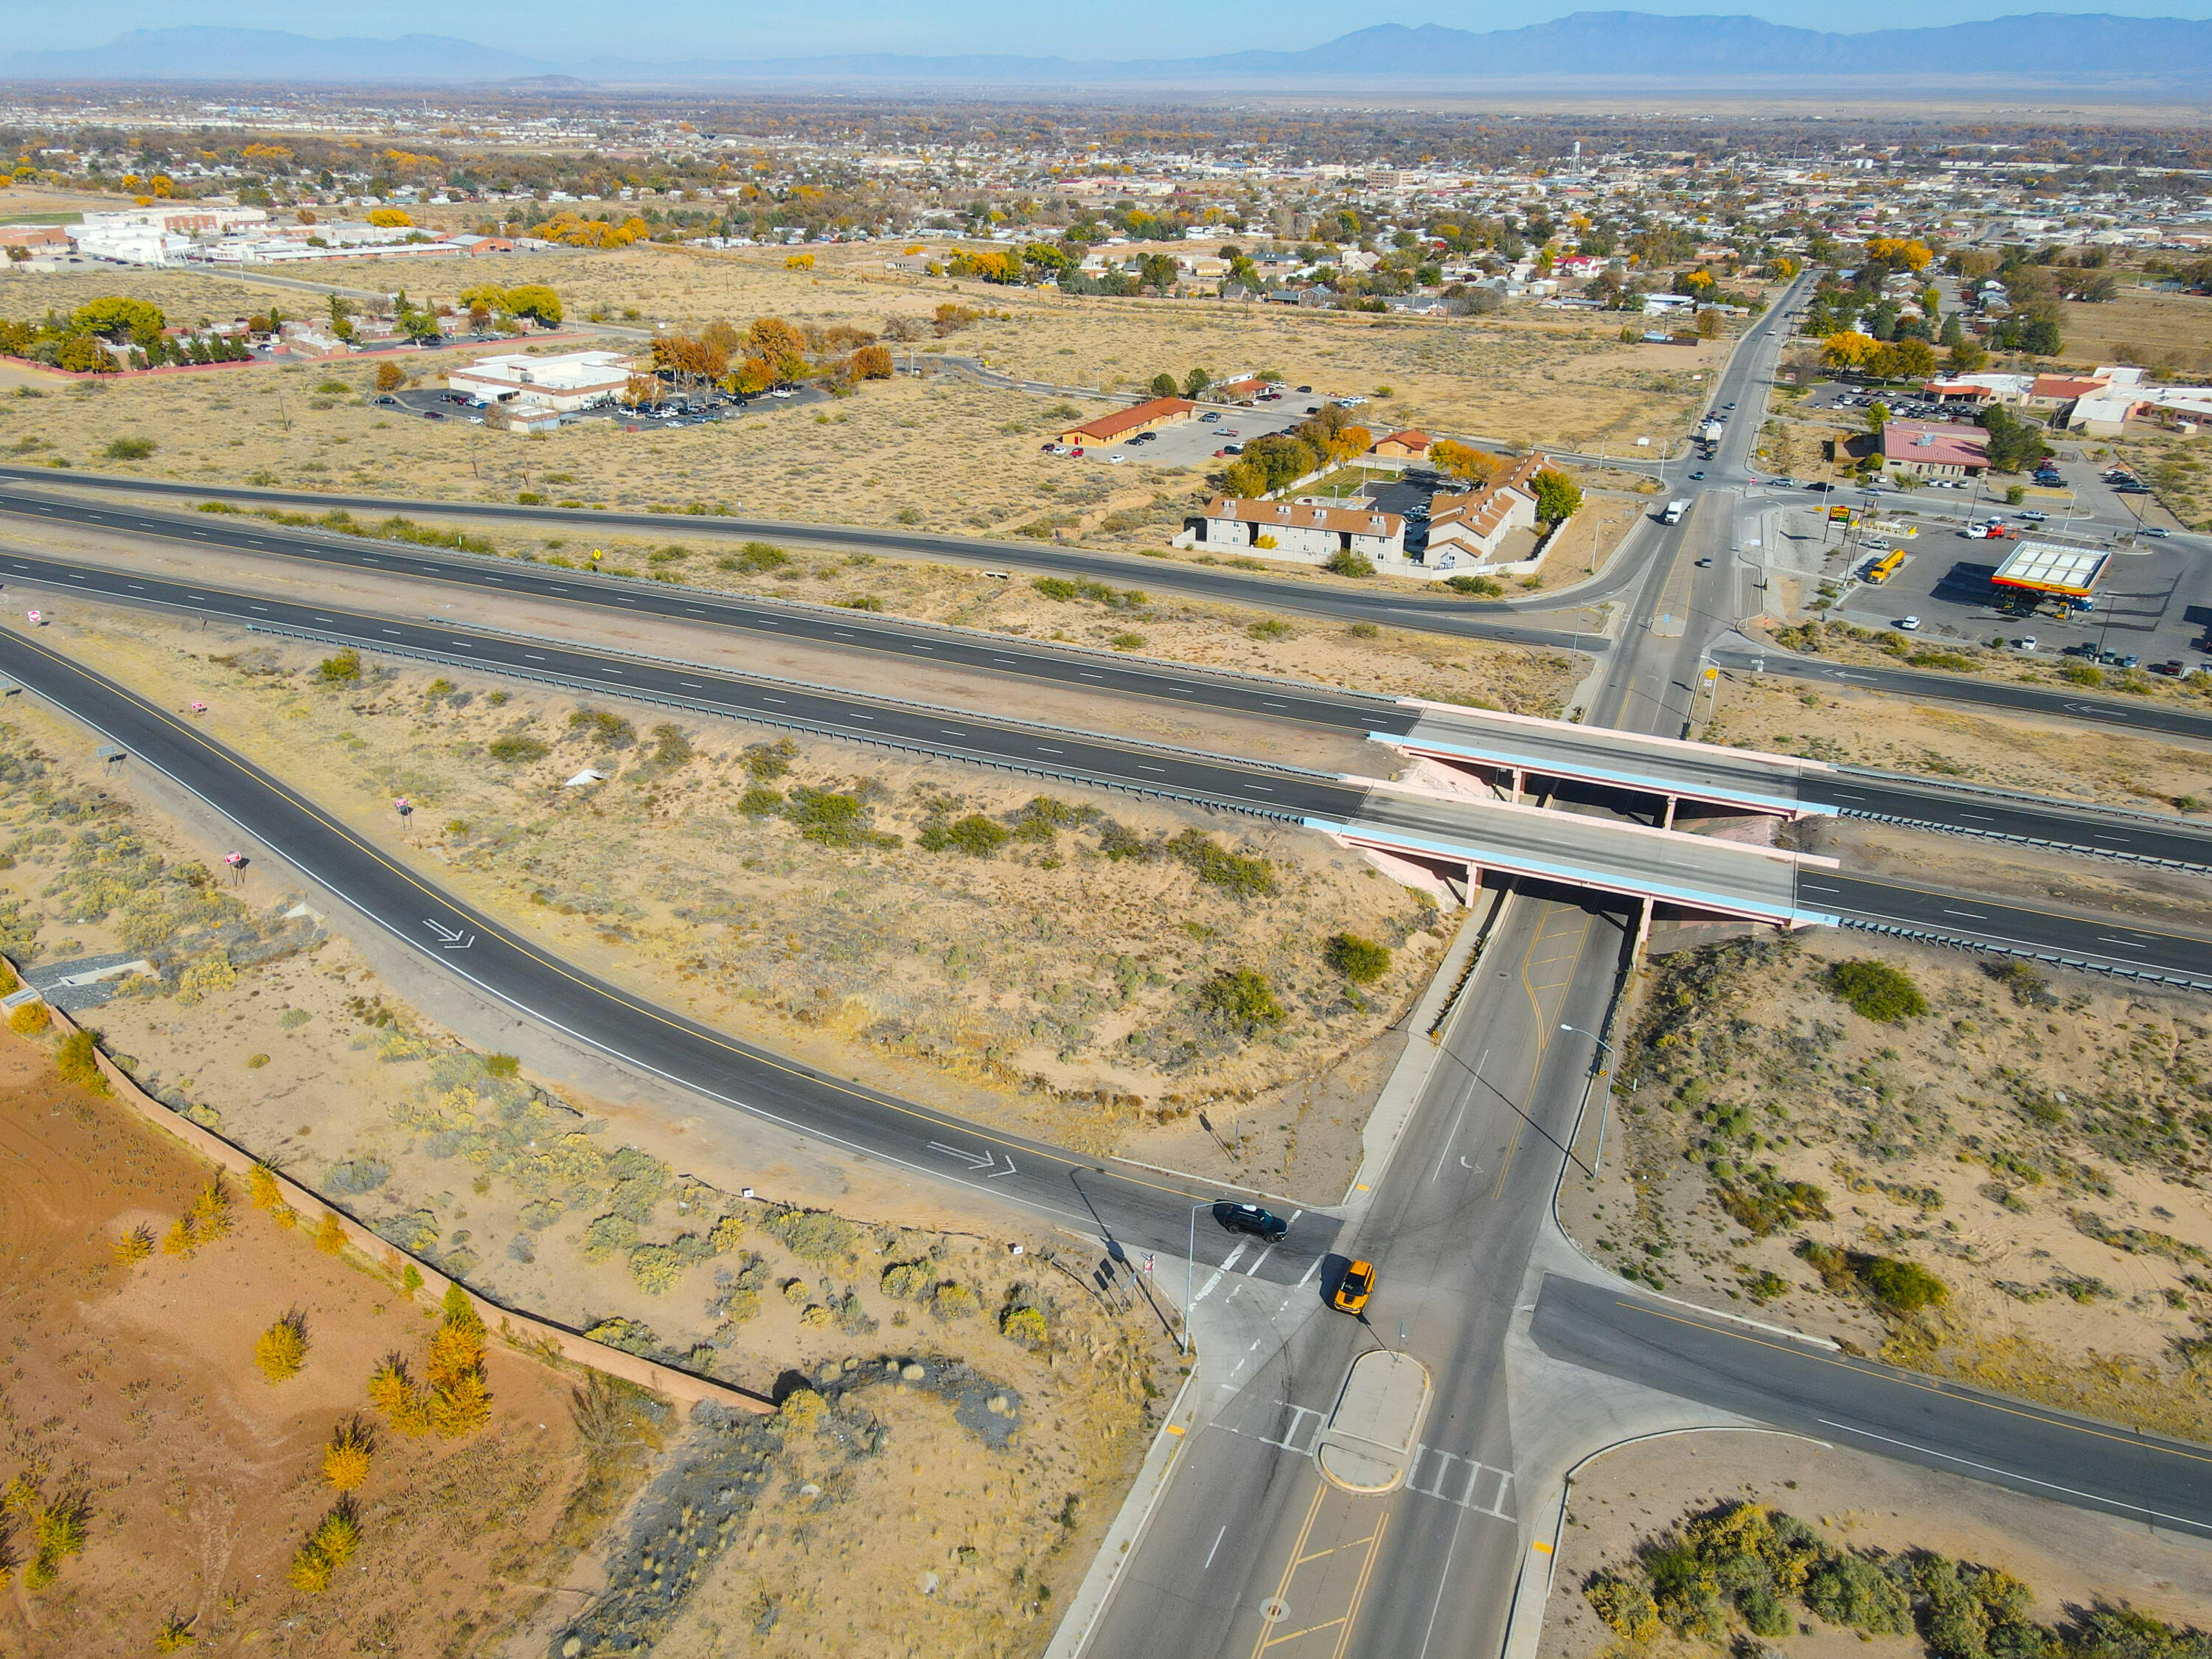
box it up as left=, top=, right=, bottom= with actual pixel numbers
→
left=0, top=470, right=1596, bottom=649
left=10, top=549, right=2207, bottom=981
left=0, top=622, right=1344, bottom=1286
left=8, top=505, right=2208, bottom=868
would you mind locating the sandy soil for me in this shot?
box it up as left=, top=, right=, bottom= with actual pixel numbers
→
left=0, top=693, right=1186, bottom=1657
left=2057, top=285, right=2212, bottom=379
left=0, top=241, right=1733, bottom=548
left=1538, top=1432, right=2212, bottom=1659
left=1706, top=673, right=2212, bottom=817
left=12, top=606, right=1449, bottom=1189
left=1558, top=928, right=2212, bottom=1441
left=0, top=1034, right=605, bottom=1658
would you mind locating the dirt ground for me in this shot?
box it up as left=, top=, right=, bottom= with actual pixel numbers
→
left=5, top=609, right=1452, bottom=1189
left=1538, top=1431, right=2212, bottom=1659
left=0, top=240, right=1735, bottom=539
left=0, top=1034, right=608, bottom=1658
left=1705, top=673, right=2212, bottom=816
left=0, top=696, right=1187, bottom=1657
left=2058, top=285, right=2212, bottom=379
left=1558, top=928, right=2212, bottom=1442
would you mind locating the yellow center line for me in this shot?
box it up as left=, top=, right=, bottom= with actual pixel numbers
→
left=1293, top=1531, right=1380, bottom=1568
left=1615, top=1298, right=2212, bottom=1467
left=1260, top=1618, right=1347, bottom=1649
left=1328, top=1510, right=1391, bottom=1659
left=8, top=632, right=1220, bottom=1203
left=1249, top=1484, right=1329, bottom=1659
left=1494, top=908, right=1595, bottom=1200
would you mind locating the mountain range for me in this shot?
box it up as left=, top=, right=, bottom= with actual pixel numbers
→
left=4, top=14, right=2210, bottom=88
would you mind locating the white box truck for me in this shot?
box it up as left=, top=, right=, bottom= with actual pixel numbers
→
left=1662, top=498, right=1691, bottom=525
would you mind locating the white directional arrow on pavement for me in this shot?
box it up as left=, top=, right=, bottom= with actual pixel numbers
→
left=422, top=918, right=476, bottom=950
left=926, top=1140, right=1018, bottom=1178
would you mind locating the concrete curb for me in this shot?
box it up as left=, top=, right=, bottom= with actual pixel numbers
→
left=1338, top=882, right=1514, bottom=1217
left=3, top=956, right=772, bottom=1416
left=1040, top=1357, right=1203, bottom=1659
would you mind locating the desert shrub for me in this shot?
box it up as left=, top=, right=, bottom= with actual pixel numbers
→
left=1585, top=1571, right=1662, bottom=1641
left=568, top=707, right=636, bottom=748
left=779, top=1388, right=828, bottom=1433
left=254, top=1311, right=310, bottom=1383
left=1825, top=959, right=1927, bottom=1023
left=1444, top=574, right=1505, bottom=596
left=920, top=813, right=1010, bottom=857
left=1325, top=932, right=1391, bottom=984
left=628, top=1243, right=684, bottom=1295
left=324, top=1158, right=389, bottom=1195
left=1804, top=1551, right=1912, bottom=1633
left=882, top=1260, right=933, bottom=1300
left=742, top=737, right=797, bottom=780
left=7, top=1000, right=49, bottom=1035
left=187, top=1177, right=232, bottom=1245
left=248, top=1164, right=284, bottom=1211
left=5, top=1476, right=88, bottom=1590
left=316, top=649, right=362, bottom=684
left=785, top=786, right=897, bottom=849
left=762, top=1207, right=857, bottom=1261
left=1166, top=830, right=1274, bottom=897
left=709, top=1212, right=745, bottom=1253
left=55, top=1028, right=109, bottom=1094
left=105, top=436, right=156, bottom=459
left=1032, top=576, right=1077, bottom=600
left=1859, top=1253, right=1948, bottom=1313
left=931, top=1281, right=981, bottom=1321
left=721, top=540, right=789, bottom=573
left=153, top=1613, right=197, bottom=1652
left=1197, top=968, right=1287, bottom=1034
left=1247, top=617, right=1292, bottom=640
left=323, top=1419, right=374, bottom=1491
left=314, top=1212, right=347, bottom=1256
left=367, top=1289, right=489, bottom=1439
left=111, top=1224, right=153, bottom=1265
left=288, top=1502, right=361, bottom=1593
left=487, top=733, right=549, bottom=763
left=577, top=1209, right=639, bottom=1261
left=1096, top=820, right=1151, bottom=860
left=1323, top=549, right=1375, bottom=577
left=1000, top=1304, right=1049, bottom=1348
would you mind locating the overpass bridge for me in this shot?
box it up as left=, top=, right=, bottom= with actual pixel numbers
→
left=1374, top=698, right=1835, bottom=823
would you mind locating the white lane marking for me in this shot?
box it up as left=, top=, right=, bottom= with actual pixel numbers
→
left=2098, top=937, right=2149, bottom=950
left=1192, top=1240, right=1249, bottom=1308
left=1244, top=1244, right=1276, bottom=1278
left=1205, top=1526, right=1227, bottom=1570
left=1295, top=1256, right=1321, bottom=1289
left=1815, top=1420, right=2211, bottom=1534
left=1941, top=909, right=1986, bottom=920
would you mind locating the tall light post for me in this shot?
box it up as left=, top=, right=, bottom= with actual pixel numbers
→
left=1559, top=1022, right=1618, bottom=1175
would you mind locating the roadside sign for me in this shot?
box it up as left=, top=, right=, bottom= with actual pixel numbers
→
left=1703, top=667, right=1719, bottom=681
left=1141, top=1253, right=1155, bottom=1275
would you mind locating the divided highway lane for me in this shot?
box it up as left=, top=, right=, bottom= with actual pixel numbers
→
left=0, top=501, right=1402, bottom=737
left=1715, top=641, right=2212, bottom=744
left=0, top=472, right=1594, bottom=649
left=1806, top=773, right=2212, bottom=870
left=1801, top=870, right=2212, bottom=989
left=0, top=624, right=1343, bottom=1283
left=0, top=551, right=1377, bottom=822
left=1533, top=1274, right=2212, bottom=1538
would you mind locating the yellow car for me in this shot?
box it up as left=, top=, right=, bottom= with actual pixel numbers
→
left=1332, top=1260, right=1375, bottom=1316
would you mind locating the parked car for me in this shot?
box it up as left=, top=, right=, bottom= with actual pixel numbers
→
left=1216, top=1203, right=1289, bottom=1241
left=2019, top=510, right=2048, bottom=521
left=1898, top=616, right=1921, bottom=631
left=2014, top=636, right=2039, bottom=651
left=1200, top=411, right=1221, bottom=422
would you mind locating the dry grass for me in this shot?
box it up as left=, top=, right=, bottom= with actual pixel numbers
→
left=2057, top=283, right=2212, bottom=376
left=1561, top=930, right=2212, bottom=1441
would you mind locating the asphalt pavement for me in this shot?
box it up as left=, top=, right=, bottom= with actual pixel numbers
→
left=0, top=622, right=1343, bottom=1282
left=1532, top=1274, right=2212, bottom=1538
left=0, top=470, right=1592, bottom=649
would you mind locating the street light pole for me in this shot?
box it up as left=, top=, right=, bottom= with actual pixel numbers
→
left=1559, top=1022, right=1618, bottom=1175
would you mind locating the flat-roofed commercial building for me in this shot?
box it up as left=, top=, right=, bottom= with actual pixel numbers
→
left=446, top=349, right=632, bottom=413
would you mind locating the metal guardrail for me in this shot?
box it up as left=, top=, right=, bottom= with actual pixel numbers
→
left=1837, top=917, right=2212, bottom=993
left=243, top=622, right=1310, bottom=827
left=1837, top=808, right=2212, bottom=873
left=1838, top=762, right=2212, bottom=834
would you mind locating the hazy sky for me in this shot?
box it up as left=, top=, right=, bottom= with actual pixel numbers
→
left=16, top=0, right=2211, bottom=58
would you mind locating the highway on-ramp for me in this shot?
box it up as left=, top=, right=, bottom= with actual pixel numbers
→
left=0, top=622, right=1344, bottom=1286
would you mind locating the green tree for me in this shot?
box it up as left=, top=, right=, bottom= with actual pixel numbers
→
left=1531, top=469, right=1582, bottom=523
left=1150, top=372, right=1179, bottom=399
left=72, top=296, right=164, bottom=342
left=1183, top=366, right=1212, bottom=398
left=1865, top=401, right=1891, bottom=433
left=1137, top=252, right=1180, bottom=294
left=504, top=284, right=563, bottom=327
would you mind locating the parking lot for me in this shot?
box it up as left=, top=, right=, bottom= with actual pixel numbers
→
left=1057, top=393, right=1329, bottom=470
